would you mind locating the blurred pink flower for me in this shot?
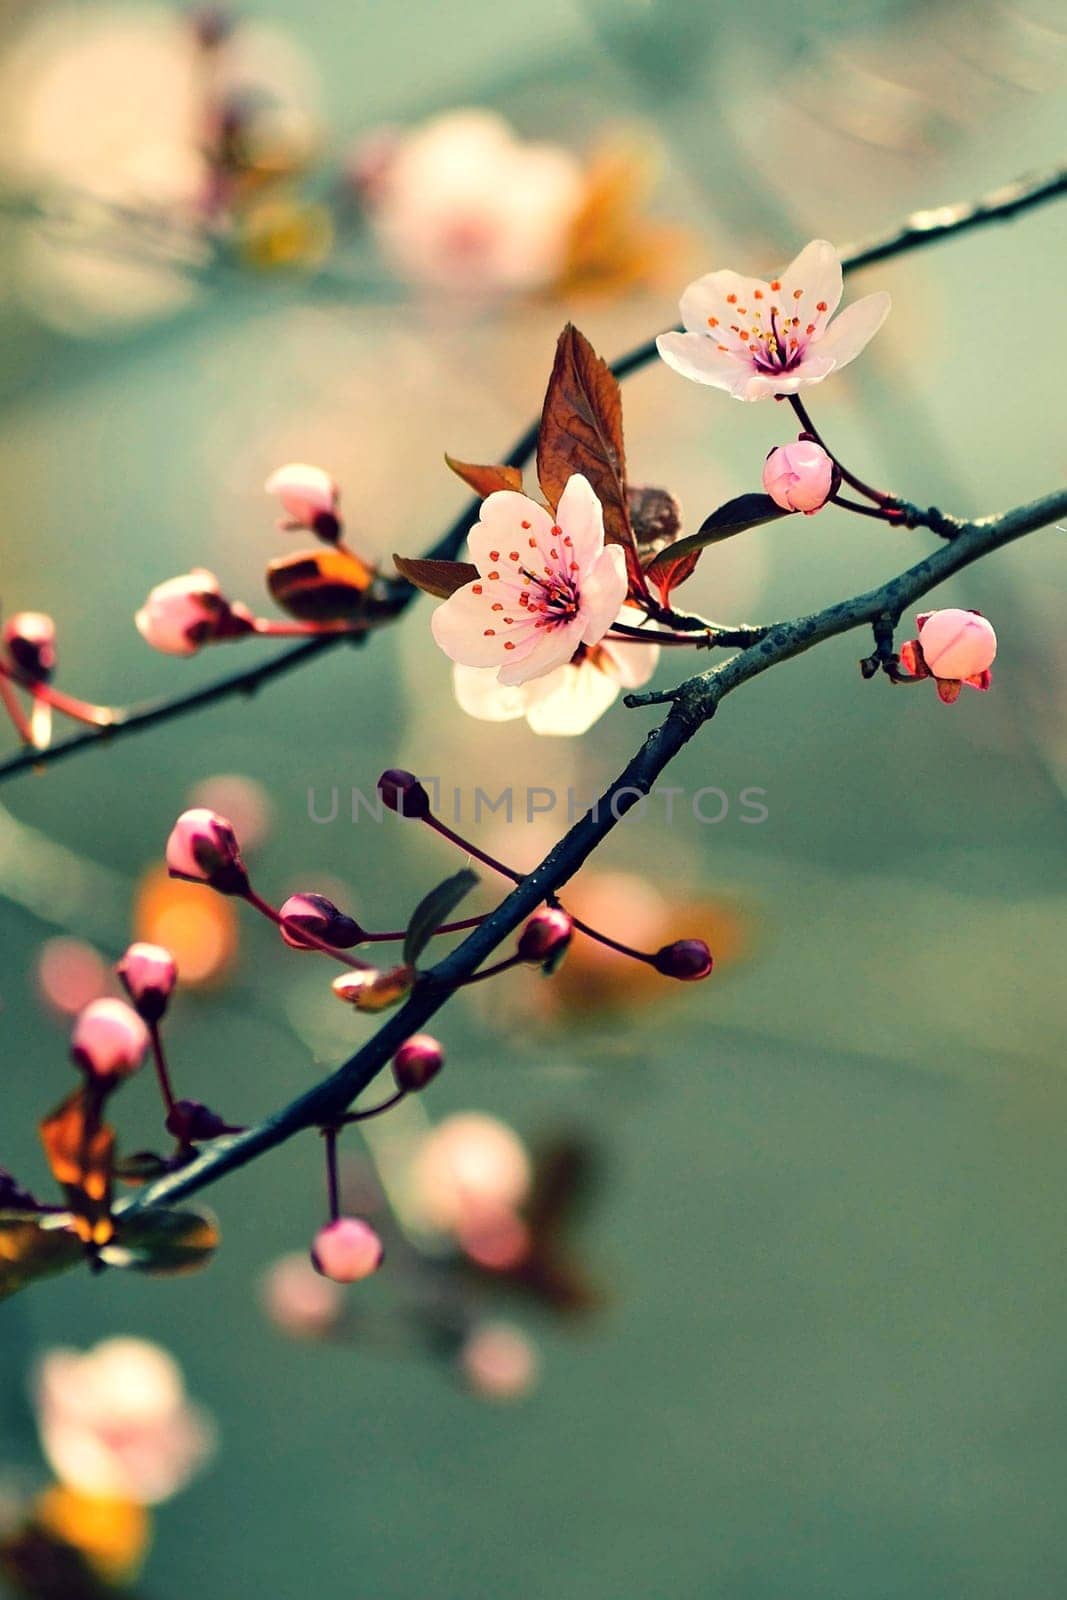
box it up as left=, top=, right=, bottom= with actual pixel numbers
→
left=658, top=239, right=890, bottom=401
left=34, top=1338, right=214, bottom=1506
left=410, top=1112, right=531, bottom=1236
left=431, top=475, right=627, bottom=689
left=70, top=998, right=149, bottom=1080
left=363, top=109, right=583, bottom=294
left=459, top=1322, right=538, bottom=1400
left=260, top=1253, right=344, bottom=1336
left=135, top=570, right=249, bottom=657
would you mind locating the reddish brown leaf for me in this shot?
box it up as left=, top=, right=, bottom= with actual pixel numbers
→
left=445, top=456, right=523, bottom=498
left=536, top=325, right=644, bottom=591
left=267, top=547, right=376, bottom=623
left=393, top=554, right=479, bottom=599
left=39, top=1089, right=114, bottom=1248
left=645, top=545, right=702, bottom=604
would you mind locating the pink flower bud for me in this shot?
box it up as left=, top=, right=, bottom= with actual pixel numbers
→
left=278, top=893, right=363, bottom=951
left=71, top=998, right=149, bottom=1080
left=392, top=1033, right=444, bottom=1092
left=260, top=1253, right=343, bottom=1337
left=652, top=939, right=714, bottom=980
left=762, top=439, right=836, bottom=513
left=310, top=1217, right=383, bottom=1282
left=3, top=612, right=56, bottom=682
left=116, top=942, right=177, bottom=1024
left=459, top=1321, right=538, bottom=1401
left=136, top=570, right=252, bottom=657
left=377, top=769, right=431, bottom=818
left=517, top=908, right=573, bottom=970
left=264, top=463, right=341, bottom=542
left=165, top=808, right=249, bottom=894
left=915, top=608, right=997, bottom=681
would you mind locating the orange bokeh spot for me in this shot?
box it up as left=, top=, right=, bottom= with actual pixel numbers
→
left=134, top=866, right=238, bottom=987
left=33, top=1486, right=150, bottom=1584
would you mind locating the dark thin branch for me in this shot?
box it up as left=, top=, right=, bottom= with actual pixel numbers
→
left=117, top=485, right=1067, bottom=1219
left=2, top=162, right=1062, bottom=787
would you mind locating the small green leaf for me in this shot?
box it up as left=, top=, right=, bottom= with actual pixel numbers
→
left=403, top=868, right=479, bottom=966
left=645, top=492, right=789, bottom=591
left=104, top=1206, right=220, bottom=1277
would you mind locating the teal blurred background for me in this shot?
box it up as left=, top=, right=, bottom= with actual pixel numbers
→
left=1, top=0, right=1066, bottom=1595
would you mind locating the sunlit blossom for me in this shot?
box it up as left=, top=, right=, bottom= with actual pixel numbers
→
left=432, top=476, right=628, bottom=691
left=658, top=239, right=890, bottom=400
left=361, top=109, right=583, bottom=294
left=34, top=1338, right=214, bottom=1506
left=452, top=633, right=657, bottom=736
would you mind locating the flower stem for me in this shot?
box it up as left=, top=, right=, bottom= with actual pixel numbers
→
left=33, top=682, right=117, bottom=727
left=251, top=619, right=362, bottom=639
left=422, top=814, right=523, bottom=883
left=566, top=912, right=654, bottom=965
left=0, top=671, right=35, bottom=745
left=340, top=1088, right=406, bottom=1123
left=458, top=952, right=526, bottom=985
left=831, top=494, right=905, bottom=523
left=148, top=1022, right=179, bottom=1118
left=787, top=394, right=891, bottom=505
left=323, top=1125, right=341, bottom=1221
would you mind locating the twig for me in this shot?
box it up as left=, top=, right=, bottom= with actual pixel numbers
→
left=116, top=485, right=1067, bottom=1218
left=2, top=163, right=1062, bottom=786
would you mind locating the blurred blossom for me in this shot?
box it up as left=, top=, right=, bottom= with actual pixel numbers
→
left=186, top=773, right=273, bottom=852
left=35, top=937, right=111, bottom=1018
left=34, top=1338, right=215, bottom=1506
left=410, top=1112, right=532, bottom=1235
left=360, top=109, right=584, bottom=295
left=459, top=1321, right=539, bottom=1400
left=453, top=637, right=659, bottom=737
left=260, top=1252, right=344, bottom=1337
left=135, top=864, right=239, bottom=986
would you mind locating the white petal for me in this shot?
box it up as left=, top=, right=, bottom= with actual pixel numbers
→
left=554, top=473, right=605, bottom=566
left=678, top=269, right=770, bottom=334
left=431, top=585, right=517, bottom=668
left=525, top=662, right=621, bottom=736
left=451, top=664, right=530, bottom=722
left=595, top=637, right=660, bottom=689
left=467, top=492, right=554, bottom=572
left=657, top=332, right=753, bottom=394
left=816, top=291, right=891, bottom=371
left=779, top=240, right=842, bottom=321
left=579, top=546, right=628, bottom=645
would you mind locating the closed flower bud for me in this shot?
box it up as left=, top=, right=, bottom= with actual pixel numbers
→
left=279, top=893, right=364, bottom=950
left=762, top=439, right=836, bottom=513
left=265, top=463, right=341, bottom=542
left=71, top=998, right=149, bottom=1080
left=136, top=570, right=253, bottom=657
left=377, top=768, right=431, bottom=818
left=3, top=611, right=57, bottom=682
left=165, top=808, right=249, bottom=895
left=116, top=942, right=177, bottom=1024
left=915, top=608, right=997, bottom=680
left=652, top=939, right=714, bottom=981
left=517, top=908, right=573, bottom=971
left=331, top=964, right=414, bottom=1012
left=310, top=1217, right=383, bottom=1282
left=392, top=1033, right=444, bottom=1092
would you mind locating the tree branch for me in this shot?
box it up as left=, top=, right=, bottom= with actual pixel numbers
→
left=117, top=485, right=1067, bottom=1219
left=2, top=162, right=1062, bottom=787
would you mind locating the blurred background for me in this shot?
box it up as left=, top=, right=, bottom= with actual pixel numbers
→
left=1, top=0, right=1066, bottom=1595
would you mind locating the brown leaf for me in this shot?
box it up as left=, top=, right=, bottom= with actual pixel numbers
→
left=445, top=456, right=523, bottom=498
left=393, top=555, right=479, bottom=599
left=536, top=325, right=644, bottom=592
left=0, top=1213, right=82, bottom=1303
left=645, top=545, right=702, bottom=604
left=39, top=1089, right=114, bottom=1248
left=267, top=547, right=376, bottom=623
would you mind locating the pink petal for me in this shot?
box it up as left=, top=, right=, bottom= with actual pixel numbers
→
left=555, top=473, right=605, bottom=566
left=779, top=240, right=843, bottom=323
left=451, top=665, right=530, bottom=722
left=468, top=492, right=554, bottom=573
left=578, top=546, right=628, bottom=645
left=678, top=269, right=772, bottom=335
left=814, top=291, right=891, bottom=371
left=656, top=332, right=752, bottom=393
left=594, top=637, right=660, bottom=689
left=497, top=615, right=585, bottom=687
left=431, top=584, right=521, bottom=668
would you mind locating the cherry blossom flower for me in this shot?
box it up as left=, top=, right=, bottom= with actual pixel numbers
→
left=33, top=1338, right=215, bottom=1506
left=360, top=109, right=584, bottom=294
left=459, top=1321, right=538, bottom=1400
left=898, top=608, right=996, bottom=704
left=657, top=240, right=891, bottom=401
left=260, top=1252, right=343, bottom=1337
left=431, top=476, right=628, bottom=696
left=135, top=570, right=252, bottom=656
left=410, top=1112, right=532, bottom=1237
left=451, top=632, right=658, bottom=737
left=264, top=462, right=340, bottom=538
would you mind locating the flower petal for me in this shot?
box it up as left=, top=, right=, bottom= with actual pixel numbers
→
left=594, top=637, right=660, bottom=688
left=554, top=473, right=605, bottom=566
left=579, top=546, right=628, bottom=645
left=678, top=270, right=771, bottom=334
left=431, top=584, right=520, bottom=667
left=779, top=240, right=843, bottom=323
left=497, top=615, right=586, bottom=687
left=815, top=291, right=891, bottom=371
left=467, top=492, right=554, bottom=573
left=525, top=662, right=621, bottom=736
left=451, top=665, right=530, bottom=722
left=656, top=332, right=751, bottom=392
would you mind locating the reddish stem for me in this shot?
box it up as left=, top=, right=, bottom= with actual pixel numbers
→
left=33, top=682, right=117, bottom=727
left=0, top=671, right=35, bottom=744
left=423, top=814, right=523, bottom=883
left=148, top=1022, right=179, bottom=1118
left=458, top=952, right=525, bottom=986
left=251, top=619, right=363, bottom=639
left=340, top=1088, right=406, bottom=1124
left=787, top=394, right=891, bottom=506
